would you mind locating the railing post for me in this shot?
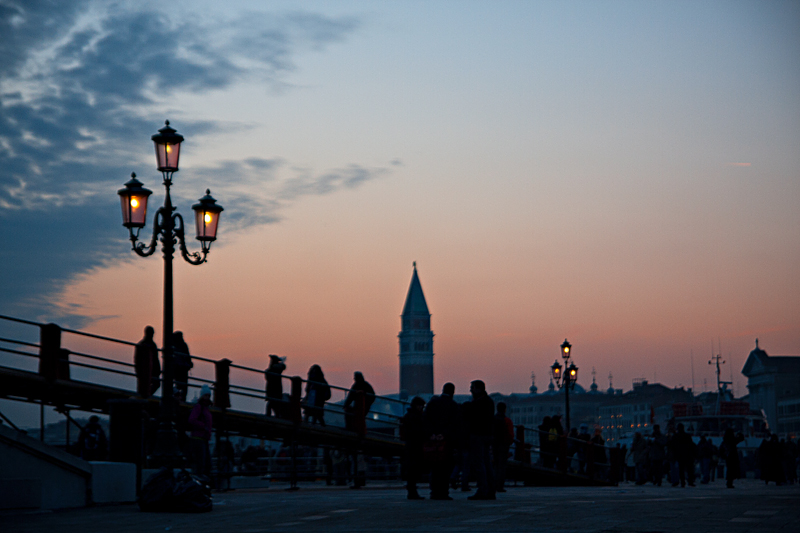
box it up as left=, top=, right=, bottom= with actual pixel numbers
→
left=214, top=358, right=231, bottom=409
left=289, top=376, right=303, bottom=425
left=514, top=425, right=529, bottom=463
left=39, top=323, right=70, bottom=381
left=354, top=390, right=366, bottom=438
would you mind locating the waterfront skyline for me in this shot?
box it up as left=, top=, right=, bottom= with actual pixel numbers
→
left=1, top=1, right=798, bottom=405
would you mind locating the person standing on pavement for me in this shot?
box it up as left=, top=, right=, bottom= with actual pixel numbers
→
left=464, top=380, right=495, bottom=500
left=424, top=382, right=460, bottom=500
left=649, top=424, right=667, bottom=486
left=188, top=385, right=213, bottom=479
left=400, top=396, right=426, bottom=500
left=697, top=436, right=714, bottom=484
left=493, top=402, right=514, bottom=493
left=674, top=423, right=696, bottom=487
left=631, top=432, right=648, bottom=485
left=721, top=428, right=744, bottom=488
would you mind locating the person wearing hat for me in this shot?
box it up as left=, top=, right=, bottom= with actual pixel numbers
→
left=188, top=384, right=213, bottom=478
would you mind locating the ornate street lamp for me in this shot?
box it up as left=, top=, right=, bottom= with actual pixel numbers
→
left=561, top=338, right=572, bottom=359
left=551, top=360, right=563, bottom=386
left=118, top=121, right=223, bottom=464
left=551, top=339, right=579, bottom=431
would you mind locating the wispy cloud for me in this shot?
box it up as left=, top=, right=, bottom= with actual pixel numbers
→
left=0, top=0, right=372, bottom=321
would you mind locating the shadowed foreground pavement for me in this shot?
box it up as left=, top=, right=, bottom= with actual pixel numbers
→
left=3, top=478, right=798, bottom=532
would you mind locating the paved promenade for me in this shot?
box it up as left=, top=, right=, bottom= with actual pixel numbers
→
left=4, top=478, right=798, bottom=532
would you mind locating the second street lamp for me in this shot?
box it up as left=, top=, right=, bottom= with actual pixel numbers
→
left=551, top=338, right=579, bottom=431
left=118, top=120, right=223, bottom=465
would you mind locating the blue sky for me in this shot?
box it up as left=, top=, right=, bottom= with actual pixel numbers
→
left=1, top=1, right=799, bottom=415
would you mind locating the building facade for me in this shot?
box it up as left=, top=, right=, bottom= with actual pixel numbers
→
left=398, top=263, right=434, bottom=396
left=742, top=339, right=800, bottom=435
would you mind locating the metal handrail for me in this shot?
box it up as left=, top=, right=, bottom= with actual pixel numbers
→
left=0, top=347, right=39, bottom=358
left=1, top=313, right=412, bottom=434
left=0, top=337, right=40, bottom=349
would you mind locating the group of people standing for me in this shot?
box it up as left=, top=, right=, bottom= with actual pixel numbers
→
left=400, top=381, right=514, bottom=501
left=623, top=425, right=795, bottom=489
left=133, top=326, right=193, bottom=402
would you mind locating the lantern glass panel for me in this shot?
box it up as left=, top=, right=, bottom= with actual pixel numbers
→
left=195, top=209, right=219, bottom=241
left=121, top=194, right=149, bottom=227
left=155, top=142, right=181, bottom=172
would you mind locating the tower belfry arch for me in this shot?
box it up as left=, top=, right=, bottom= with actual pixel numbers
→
left=398, top=262, right=434, bottom=395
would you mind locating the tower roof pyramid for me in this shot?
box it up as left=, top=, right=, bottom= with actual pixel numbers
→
left=402, top=262, right=430, bottom=317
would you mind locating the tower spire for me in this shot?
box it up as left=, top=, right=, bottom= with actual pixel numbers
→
left=398, top=263, right=434, bottom=395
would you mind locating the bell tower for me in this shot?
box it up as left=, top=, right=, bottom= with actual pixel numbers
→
left=398, top=262, right=434, bottom=395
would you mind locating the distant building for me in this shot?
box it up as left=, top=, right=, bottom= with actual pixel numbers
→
left=742, top=339, right=800, bottom=435
left=597, top=380, right=695, bottom=442
left=398, top=263, right=434, bottom=396
left=500, top=374, right=614, bottom=433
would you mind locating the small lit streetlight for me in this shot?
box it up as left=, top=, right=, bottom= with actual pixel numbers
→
left=118, top=121, right=223, bottom=464
left=551, top=338, right=579, bottom=431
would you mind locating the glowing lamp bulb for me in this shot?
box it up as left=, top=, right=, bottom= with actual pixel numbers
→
left=204, top=213, right=212, bottom=224
left=130, top=198, right=139, bottom=208
left=564, top=347, right=569, bottom=354
left=166, top=145, right=172, bottom=153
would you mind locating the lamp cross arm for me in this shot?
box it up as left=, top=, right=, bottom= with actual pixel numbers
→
left=173, top=212, right=207, bottom=265
left=130, top=206, right=170, bottom=257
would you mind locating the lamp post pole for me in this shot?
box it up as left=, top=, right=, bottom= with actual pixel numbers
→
left=118, top=121, right=223, bottom=465
left=156, top=179, right=177, bottom=461
left=564, top=365, right=571, bottom=432
left=551, top=339, right=578, bottom=432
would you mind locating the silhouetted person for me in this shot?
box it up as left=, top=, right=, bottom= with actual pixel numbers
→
left=697, top=436, right=713, bottom=484
left=450, top=397, right=471, bottom=492
left=465, top=380, right=495, bottom=500
left=400, top=396, right=426, bottom=500
left=424, top=382, right=460, bottom=500
left=576, top=423, right=591, bottom=474
left=265, top=355, right=286, bottom=418
left=493, top=402, right=514, bottom=492
left=722, top=428, right=744, bottom=488
left=631, top=432, right=648, bottom=484
left=171, top=331, right=193, bottom=402
left=344, top=371, right=375, bottom=431
left=760, top=434, right=786, bottom=485
left=783, top=439, right=797, bottom=484
left=566, top=427, right=580, bottom=473
left=78, top=415, right=107, bottom=461
left=134, top=326, right=160, bottom=398
left=666, top=426, right=679, bottom=485
left=303, top=364, right=331, bottom=426
left=188, top=385, right=213, bottom=479
left=590, top=429, right=607, bottom=479
left=609, top=443, right=624, bottom=485
left=550, top=415, right=565, bottom=471
left=674, top=423, right=696, bottom=487
left=649, top=424, right=667, bottom=486
left=216, top=438, right=235, bottom=491
left=538, top=417, right=553, bottom=468
left=344, top=372, right=374, bottom=489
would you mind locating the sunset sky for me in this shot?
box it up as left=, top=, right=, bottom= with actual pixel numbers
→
left=1, top=0, right=799, bottom=415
